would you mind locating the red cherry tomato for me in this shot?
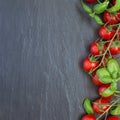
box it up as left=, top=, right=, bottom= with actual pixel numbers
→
left=111, top=0, right=116, bottom=5
left=109, top=41, right=120, bottom=55
left=81, top=114, right=96, bottom=120
left=92, top=72, right=104, bottom=86
left=90, top=41, right=106, bottom=55
left=98, top=84, right=114, bottom=99
left=103, top=11, right=119, bottom=24
left=86, top=0, right=96, bottom=3
left=83, top=57, right=99, bottom=72
left=116, top=12, right=120, bottom=20
left=99, top=26, right=115, bottom=40
left=92, top=98, right=110, bottom=114
left=110, top=47, right=120, bottom=55
left=117, top=29, right=120, bottom=39
left=106, top=116, right=119, bottom=120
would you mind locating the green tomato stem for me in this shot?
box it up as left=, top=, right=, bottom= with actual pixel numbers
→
left=91, top=23, right=120, bottom=73
left=115, top=94, right=120, bottom=98
left=105, top=111, right=108, bottom=120
left=97, top=0, right=101, bottom=3
left=108, top=49, right=112, bottom=58
left=109, top=23, right=120, bottom=27
left=101, top=24, right=120, bottom=63
left=94, top=54, right=103, bottom=57
left=115, top=90, right=120, bottom=93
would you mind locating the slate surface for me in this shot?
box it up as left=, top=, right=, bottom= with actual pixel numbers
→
left=0, top=0, right=102, bottom=120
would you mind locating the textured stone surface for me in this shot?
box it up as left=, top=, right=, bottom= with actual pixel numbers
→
left=0, top=0, right=102, bottom=120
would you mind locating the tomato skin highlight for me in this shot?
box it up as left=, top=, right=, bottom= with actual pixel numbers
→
left=98, top=84, right=114, bottom=99
left=110, top=47, right=120, bottom=55
left=90, top=41, right=106, bottom=55
left=103, top=11, right=119, bottom=24
left=92, top=98, right=110, bottom=114
left=90, top=42, right=100, bottom=55
left=83, top=58, right=99, bottom=72
left=92, top=72, right=104, bottom=86
left=86, top=0, right=96, bottom=3
left=81, top=114, right=96, bottom=120
left=108, top=40, right=120, bottom=55
left=106, top=116, right=119, bottom=120
left=99, top=26, right=115, bottom=40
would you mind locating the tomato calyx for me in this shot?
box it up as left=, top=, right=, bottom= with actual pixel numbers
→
left=90, top=41, right=106, bottom=56
left=104, top=11, right=119, bottom=24
left=90, top=56, right=98, bottom=62
left=99, top=26, right=115, bottom=40
left=81, top=1, right=120, bottom=119
left=106, top=26, right=115, bottom=33
left=111, top=41, right=120, bottom=47
left=83, top=57, right=99, bottom=73
left=98, top=42, right=104, bottom=51
left=109, top=40, right=120, bottom=55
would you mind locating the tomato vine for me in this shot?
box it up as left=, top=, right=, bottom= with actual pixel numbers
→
left=81, top=0, right=120, bottom=119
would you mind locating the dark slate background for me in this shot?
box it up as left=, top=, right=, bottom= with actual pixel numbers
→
left=0, top=0, right=102, bottom=120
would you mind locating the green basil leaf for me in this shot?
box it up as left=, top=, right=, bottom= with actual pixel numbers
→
left=110, top=104, right=120, bottom=115
left=107, top=59, right=119, bottom=77
left=96, top=67, right=111, bottom=78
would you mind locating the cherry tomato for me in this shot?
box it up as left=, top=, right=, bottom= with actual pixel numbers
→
left=98, top=84, right=114, bottom=99
left=116, top=12, right=120, bottom=20
left=99, top=26, right=115, bottom=40
left=90, top=41, right=106, bottom=55
left=110, top=47, right=120, bottom=55
left=92, top=98, right=110, bottom=114
left=106, top=116, right=119, bottom=120
left=86, top=0, right=96, bottom=3
left=81, top=114, right=96, bottom=120
left=111, top=0, right=116, bottom=5
left=92, top=72, right=104, bottom=86
left=83, top=57, right=99, bottom=72
left=109, top=41, right=120, bottom=55
left=117, top=29, right=120, bottom=39
left=103, top=11, right=119, bottom=24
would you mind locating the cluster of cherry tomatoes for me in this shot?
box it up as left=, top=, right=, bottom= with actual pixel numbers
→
left=81, top=0, right=120, bottom=119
